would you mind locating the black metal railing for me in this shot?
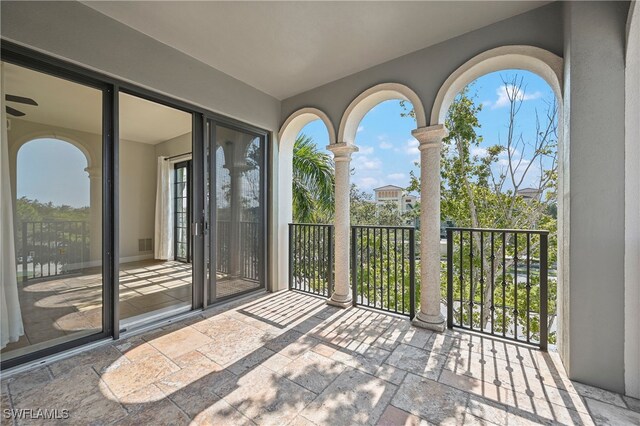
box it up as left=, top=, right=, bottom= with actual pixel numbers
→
left=17, top=220, right=90, bottom=282
left=289, top=223, right=334, bottom=297
left=351, top=225, right=415, bottom=318
left=216, top=220, right=231, bottom=275
left=446, top=227, right=549, bottom=350
left=240, top=221, right=260, bottom=282
left=216, top=220, right=261, bottom=282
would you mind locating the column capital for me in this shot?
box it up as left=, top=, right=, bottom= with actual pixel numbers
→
left=326, top=142, right=358, bottom=161
left=85, top=166, right=102, bottom=179
left=412, top=124, right=448, bottom=149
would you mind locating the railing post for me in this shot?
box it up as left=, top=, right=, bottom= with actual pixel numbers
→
left=446, top=228, right=453, bottom=329
left=539, top=232, right=549, bottom=351
left=327, top=225, right=334, bottom=295
left=351, top=226, right=357, bottom=307
left=82, top=221, right=87, bottom=269
left=288, top=223, right=294, bottom=290
left=409, top=228, right=416, bottom=320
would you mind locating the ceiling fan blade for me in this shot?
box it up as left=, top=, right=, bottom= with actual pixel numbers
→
left=6, top=106, right=26, bottom=117
left=5, top=94, right=38, bottom=106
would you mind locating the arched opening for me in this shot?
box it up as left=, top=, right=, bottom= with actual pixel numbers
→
left=349, top=99, right=419, bottom=227
left=339, top=83, right=427, bottom=145
left=277, top=108, right=335, bottom=289
left=432, top=46, right=564, bottom=351
left=335, top=83, right=425, bottom=313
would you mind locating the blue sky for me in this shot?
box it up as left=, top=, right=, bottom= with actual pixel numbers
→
left=298, top=69, right=557, bottom=195
left=17, top=138, right=90, bottom=207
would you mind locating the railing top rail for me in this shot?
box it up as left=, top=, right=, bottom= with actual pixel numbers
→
left=289, top=223, right=334, bottom=227
left=351, top=225, right=416, bottom=230
left=446, top=227, right=549, bottom=235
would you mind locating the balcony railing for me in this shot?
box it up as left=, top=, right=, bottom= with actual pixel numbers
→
left=289, top=223, right=416, bottom=318
left=17, top=220, right=89, bottom=282
left=446, top=227, right=549, bottom=350
left=351, top=225, right=416, bottom=318
left=288, top=223, right=334, bottom=297
left=216, top=220, right=261, bottom=282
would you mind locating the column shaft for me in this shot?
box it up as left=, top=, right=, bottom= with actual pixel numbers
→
left=412, top=125, right=447, bottom=332
left=326, top=143, right=358, bottom=307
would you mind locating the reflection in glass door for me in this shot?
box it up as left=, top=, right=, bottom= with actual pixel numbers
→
left=174, top=161, right=191, bottom=263
left=1, top=61, right=106, bottom=362
left=209, top=123, right=266, bottom=303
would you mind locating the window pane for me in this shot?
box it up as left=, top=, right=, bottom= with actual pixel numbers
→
left=2, top=61, right=103, bottom=360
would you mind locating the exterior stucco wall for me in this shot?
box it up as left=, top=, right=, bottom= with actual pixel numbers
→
left=0, top=1, right=281, bottom=132
left=563, top=1, right=628, bottom=394
left=281, top=3, right=564, bottom=131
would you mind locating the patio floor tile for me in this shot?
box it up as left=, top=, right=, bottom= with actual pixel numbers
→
left=299, top=368, right=397, bottom=425
left=2, top=291, right=638, bottom=426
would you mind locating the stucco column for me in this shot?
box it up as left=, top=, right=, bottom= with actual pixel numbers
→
left=412, top=124, right=447, bottom=332
left=326, top=142, right=358, bottom=308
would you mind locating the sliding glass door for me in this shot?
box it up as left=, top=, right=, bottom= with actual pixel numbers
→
left=208, top=121, right=266, bottom=303
left=1, top=59, right=111, bottom=365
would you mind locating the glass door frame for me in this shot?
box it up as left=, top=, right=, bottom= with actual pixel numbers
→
left=205, top=117, right=269, bottom=307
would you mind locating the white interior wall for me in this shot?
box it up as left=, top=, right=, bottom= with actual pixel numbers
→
left=119, top=139, right=156, bottom=261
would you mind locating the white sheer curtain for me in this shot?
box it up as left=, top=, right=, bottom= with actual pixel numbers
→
left=1, top=62, right=24, bottom=349
left=154, top=156, right=174, bottom=260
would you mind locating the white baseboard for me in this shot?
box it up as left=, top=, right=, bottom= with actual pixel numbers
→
left=120, top=254, right=154, bottom=263
left=82, top=254, right=154, bottom=268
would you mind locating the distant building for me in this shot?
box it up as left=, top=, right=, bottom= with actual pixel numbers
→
left=373, top=185, right=418, bottom=214
left=517, top=187, right=543, bottom=201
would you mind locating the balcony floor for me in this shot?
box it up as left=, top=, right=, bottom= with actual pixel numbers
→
left=2, top=291, right=639, bottom=425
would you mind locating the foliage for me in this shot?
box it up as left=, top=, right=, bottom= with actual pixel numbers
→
left=15, top=198, right=90, bottom=275
left=16, top=197, right=89, bottom=225
left=292, top=134, right=335, bottom=223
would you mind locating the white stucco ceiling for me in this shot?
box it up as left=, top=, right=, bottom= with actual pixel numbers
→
left=84, top=1, right=550, bottom=100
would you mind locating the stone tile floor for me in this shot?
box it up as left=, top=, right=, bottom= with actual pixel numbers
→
left=1, top=290, right=639, bottom=425
left=2, top=259, right=259, bottom=359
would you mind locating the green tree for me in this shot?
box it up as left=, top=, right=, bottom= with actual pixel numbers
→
left=292, top=134, right=335, bottom=223
left=406, top=76, right=558, bottom=343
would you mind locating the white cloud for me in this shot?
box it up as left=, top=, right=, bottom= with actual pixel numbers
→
left=388, top=173, right=406, bottom=181
left=357, top=125, right=364, bottom=133
left=379, top=141, right=393, bottom=149
left=356, top=145, right=374, bottom=155
left=356, top=176, right=379, bottom=189
left=404, top=138, right=420, bottom=156
left=491, top=84, right=543, bottom=109
left=352, top=155, right=382, bottom=170
left=471, top=146, right=488, bottom=158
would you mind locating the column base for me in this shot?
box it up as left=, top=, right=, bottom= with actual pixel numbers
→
left=412, top=312, right=446, bottom=332
left=326, top=294, right=353, bottom=309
